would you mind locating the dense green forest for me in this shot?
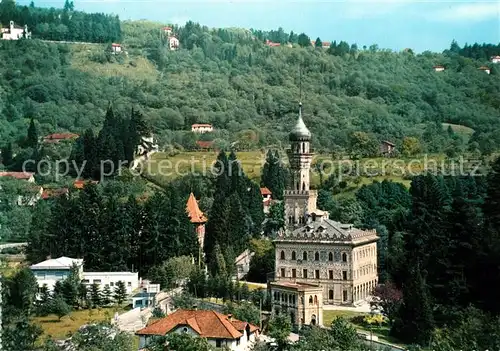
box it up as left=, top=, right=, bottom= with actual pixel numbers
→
left=0, top=1, right=499, bottom=159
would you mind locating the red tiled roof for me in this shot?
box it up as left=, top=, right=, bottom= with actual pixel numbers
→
left=74, top=180, right=99, bottom=189
left=42, top=188, right=69, bottom=199
left=192, top=124, right=212, bottom=128
left=260, top=187, right=272, bottom=196
left=43, top=133, right=79, bottom=142
left=0, top=171, right=34, bottom=180
left=136, top=309, right=259, bottom=339
left=196, top=141, right=214, bottom=149
left=163, top=26, right=172, bottom=30
left=186, top=193, right=207, bottom=223
left=111, top=43, right=121, bottom=47
left=433, top=65, right=445, bottom=68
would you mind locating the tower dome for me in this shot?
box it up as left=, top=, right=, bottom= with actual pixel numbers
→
left=289, top=102, right=311, bottom=141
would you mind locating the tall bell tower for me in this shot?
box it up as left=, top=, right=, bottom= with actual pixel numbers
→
left=284, top=102, right=316, bottom=230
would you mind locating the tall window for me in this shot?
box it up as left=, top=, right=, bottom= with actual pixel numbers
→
left=342, top=271, right=348, bottom=280
left=342, top=252, right=348, bottom=262
left=329, top=289, right=334, bottom=300
left=328, top=252, right=333, bottom=261
left=343, top=290, right=348, bottom=302
left=291, top=251, right=296, bottom=260
left=329, top=270, right=334, bottom=280
left=280, top=251, right=285, bottom=260
left=315, top=270, right=320, bottom=279
left=281, top=268, right=285, bottom=277
left=292, top=269, right=296, bottom=278
left=303, top=251, right=308, bottom=261
left=303, top=269, right=308, bottom=279
left=314, top=252, right=320, bottom=261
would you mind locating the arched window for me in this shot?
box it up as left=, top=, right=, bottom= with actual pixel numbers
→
left=292, top=295, right=296, bottom=305
left=303, top=251, right=308, bottom=261
left=314, top=295, right=318, bottom=305
left=309, top=296, right=313, bottom=305
left=342, top=252, right=347, bottom=262
left=329, top=289, right=334, bottom=300
left=280, top=251, right=285, bottom=260
left=328, top=252, right=333, bottom=261
left=291, top=251, right=296, bottom=260
left=302, top=182, right=306, bottom=191
left=315, top=252, right=320, bottom=261
left=302, top=143, right=305, bottom=153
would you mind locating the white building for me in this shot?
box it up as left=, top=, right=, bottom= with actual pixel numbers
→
left=1, top=21, right=31, bottom=40
left=491, top=56, right=500, bottom=64
left=111, top=43, right=122, bottom=53
left=191, top=123, right=213, bottom=133
left=168, top=36, right=179, bottom=51
left=235, top=249, right=255, bottom=280
left=30, top=257, right=84, bottom=291
left=433, top=65, right=445, bottom=72
left=162, top=26, right=172, bottom=36
left=479, top=66, right=491, bottom=75
left=82, top=272, right=139, bottom=294
left=136, top=309, right=260, bottom=351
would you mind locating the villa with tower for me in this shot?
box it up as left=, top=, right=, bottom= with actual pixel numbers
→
left=269, top=102, right=379, bottom=328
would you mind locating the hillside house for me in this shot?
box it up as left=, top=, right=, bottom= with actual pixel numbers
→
left=0, top=171, right=35, bottom=182
left=433, top=65, right=445, bottom=72
left=168, top=36, right=179, bottom=50
left=43, top=133, right=79, bottom=144
left=196, top=140, right=214, bottom=151
left=111, top=43, right=122, bottom=53
left=31, top=256, right=139, bottom=294
left=265, top=39, right=280, bottom=47
left=380, top=140, right=395, bottom=156
left=1, top=21, right=31, bottom=40
left=491, top=56, right=500, bottom=64
left=260, top=187, right=272, bottom=214
left=310, top=40, right=331, bottom=49
left=162, top=26, right=172, bottom=36
left=136, top=309, right=260, bottom=351
left=41, top=188, right=69, bottom=200
left=479, top=66, right=491, bottom=74
left=74, top=179, right=99, bottom=189
left=235, top=249, right=255, bottom=280
left=192, top=123, right=213, bottom=133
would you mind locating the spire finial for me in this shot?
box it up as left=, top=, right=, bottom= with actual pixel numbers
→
left=299, top=66, right=302, bottom=104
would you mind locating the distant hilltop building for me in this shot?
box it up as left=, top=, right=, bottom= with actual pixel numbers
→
left=111, top=43, right=122, bottom=54
left=168, top=36, right=179, bottom=50
left=433, top=65, right=445, bottom=72
left=162, top=26, right=173, bottom=36
left=380, top=140, right=395, bottom=156
left=265, top=39, right=281, bottom=47
left=478, top=66, right=491, bottom=75
left=1, top=21, right=31, bottom=40
left=0, top=171, right=35, bottom=182
left=490, top=55, right=500, bottom=64
left=269, top=102, right=379, bottom=328
left=310, top=40, right=331, bottom=49
left=43, top=133, right=79, bottom=144
left=192, top=123, right=213, bottom=133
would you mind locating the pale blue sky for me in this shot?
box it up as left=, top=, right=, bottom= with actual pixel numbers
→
left=19, top=0, right=500, bottom=52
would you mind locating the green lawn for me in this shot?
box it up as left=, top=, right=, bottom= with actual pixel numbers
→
left=32, top=306, right=128, bottom=341
left=322, top=310, right=365, bottom=326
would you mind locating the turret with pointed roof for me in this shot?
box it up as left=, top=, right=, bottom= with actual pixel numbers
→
left=289, top=102, right=311, bottom=142
left=186, top=193, right=207, bottom=257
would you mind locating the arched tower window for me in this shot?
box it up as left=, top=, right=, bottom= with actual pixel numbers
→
left=314, top=295, right=318, bottom=305
left=302, top=143, right=305, bottom=153
left=303, top=251, right=308, bottom=261
left=291, top=251, right=296, bottom=260
left=328, top=252, right=333, bottom=261
left=342, top=253, right=348, bottom=262
left=309, top=296, right=313, bottom=305
left=314, top=252, right=320, bottom=261
left=280, top=251, right=285, bottom=260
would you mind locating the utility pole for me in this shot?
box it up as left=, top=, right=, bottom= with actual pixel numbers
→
left=259, top=297, right=262, bottom=331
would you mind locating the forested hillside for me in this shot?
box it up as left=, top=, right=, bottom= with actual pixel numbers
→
left=1, top=3, right=500, bottom=159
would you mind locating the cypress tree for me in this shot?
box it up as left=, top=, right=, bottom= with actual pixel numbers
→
left=1, top=142, right=13, bottom=167
left=228, top=193, right=249, bottom=254
left=26, top=117, right=38, bottom=148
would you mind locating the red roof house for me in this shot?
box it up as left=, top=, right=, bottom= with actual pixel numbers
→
left=43, top=133, right=79, bottom=144
left=42, top=188, right=69, bottom=200
left=196, top=140, right=214, bottom=150
left=136, top=309, right=259, bottom=350
left=0, top=171, right=35, bottom=182
left=73, top=180, right=99, bottom=189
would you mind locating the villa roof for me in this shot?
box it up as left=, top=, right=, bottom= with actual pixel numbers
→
left=136, top=309, right=259, bottom=339
left=43, top=133, right=79, bottom=142
left=74, top=180, right=99, bottom=189
left=186, top=192, right=207, bottom=223
left=0, top=171, right=34, bottom=180
left=192, top=123, right=212, bottom=128
left=42, top=188, right=69, bottom=199
left=30, top=256, right=83, bottom=270
left=276, top=218, right=378, bottom=245
left=260, top=187, right=272, bottom=196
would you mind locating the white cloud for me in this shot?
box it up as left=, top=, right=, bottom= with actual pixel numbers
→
left=428, top=2, right=499, bottom=22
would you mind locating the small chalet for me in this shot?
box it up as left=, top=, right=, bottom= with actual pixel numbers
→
left=111, top=43, right=122, bottom=53
left=43, top=133, right=79, bottom=144
left=478, top=66, right=491, bottom=74
left=74, top=180, right=99, bottom=189
left=433, top=65, right=445, bottom=72
left=265, top=39, right=280, bottom=47
left=42, top=188, right=69, bottom=200
left=136, top=309, right=260, bottom=351
left=260, top=187, right=272, bottom=213
left=192, top=123, right=213, bottom=133
left=380, top=140, right=395, bottom=156
left=186, top=193, right=207, bottom=251
left=490, top=56, right=500, bottom=64
left=162, top=26, right=173, bottom=36
left=167, top=36, right=179, bottom=51
left=1, top=21, right=31, bottom=40
left=0, top=171, right=35, bottom=182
